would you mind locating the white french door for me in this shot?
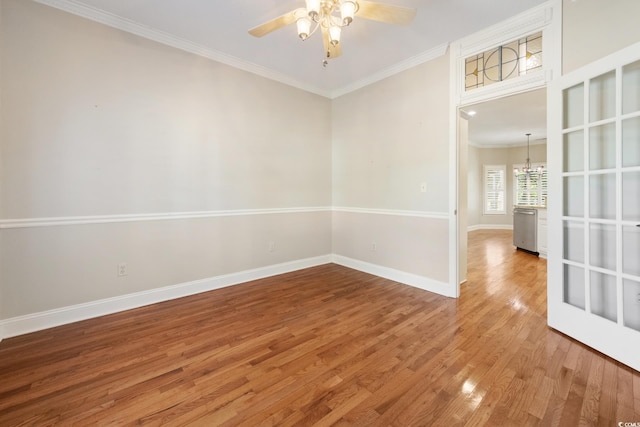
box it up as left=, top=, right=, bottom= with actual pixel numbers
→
left=548, top=41, right=640, bottom=371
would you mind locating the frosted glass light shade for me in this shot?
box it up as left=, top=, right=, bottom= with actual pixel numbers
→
left=305, top=0, right=320, bottom=19
left=296, top=17, right=311, bottom=40
left=340, top=1, right=357, bottom=25
left=329, top=25, right=341, bottom=46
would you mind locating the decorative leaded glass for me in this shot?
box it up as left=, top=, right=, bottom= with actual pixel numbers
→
left=465, top=32, right=543, bottom=91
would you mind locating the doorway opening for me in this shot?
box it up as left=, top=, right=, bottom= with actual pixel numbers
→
left=458, top=88, right=547, bottom=287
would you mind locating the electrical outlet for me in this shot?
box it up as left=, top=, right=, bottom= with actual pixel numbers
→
left=117, top=263, right=127, bottom=277
left=268, top=241, right=276, bottom=252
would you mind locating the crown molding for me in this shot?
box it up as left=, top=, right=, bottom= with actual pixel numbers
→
left=33, top=0, right=334, bottom=98
left=455, top=2, right=550, bottom=58
left=33, top=0, right=449, bottom=99
left=330, top=43, right=449, bottom=98
left=467, top=139, right=547, bottom=149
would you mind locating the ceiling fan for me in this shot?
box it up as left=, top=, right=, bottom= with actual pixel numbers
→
left=248, top=0, right=416, bottom=66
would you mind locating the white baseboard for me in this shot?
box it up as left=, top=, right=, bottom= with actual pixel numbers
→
left=0, top=255, right=332, bottom=340
left=467, top=224, right=513, bottom=232
left=332, top=255, right=455, bottom=298
left=0, top=253, right=457, bottom=340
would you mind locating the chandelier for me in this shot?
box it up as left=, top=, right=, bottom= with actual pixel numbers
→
left=514, top=133, right=543, bottom=176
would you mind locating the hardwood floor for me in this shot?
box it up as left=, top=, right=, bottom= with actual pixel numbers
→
left=0, top=229, right=638, bottom=425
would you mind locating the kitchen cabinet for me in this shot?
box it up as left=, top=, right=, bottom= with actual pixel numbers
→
left=537, top=208, right=547, bottom=258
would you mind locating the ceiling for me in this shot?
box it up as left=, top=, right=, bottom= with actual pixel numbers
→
left=464, top=89, right=547, bottom=147
left=40, top=0, right=547, bottom=98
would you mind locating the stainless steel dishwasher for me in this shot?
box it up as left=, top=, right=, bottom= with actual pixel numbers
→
left=513, top=208, right=538, bottom=254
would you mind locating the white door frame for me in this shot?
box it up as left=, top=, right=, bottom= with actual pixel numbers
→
left=448, top=0, right=562, bottom=297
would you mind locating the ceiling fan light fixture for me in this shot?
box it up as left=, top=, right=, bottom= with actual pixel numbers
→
left=340, top=1, right=357, bottom=25
left=305, top=0, right=321, bottom=20
left=329, top=24, right=341, bottom=46
left=296, top=17, right=312, bottom=40
left=248, top=1, right=416, bottom=65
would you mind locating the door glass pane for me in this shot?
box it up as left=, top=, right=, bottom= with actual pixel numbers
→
left=590, top=223, right=617, bottom=271
left=563, top=221, right=585, bottom=263
left=622, top=171, right=640, bottom=221
left=590, top=70, right=616, bottom=122
left=589, top=123, right=616, bottom=170
left=623, top=225, right=640, bottom=277
left=564, top=264, right=585, bottom=309
left=622, top=116, right=640, bottom=167
left=564, top=83, right=584, bottom=129
left=623, top=279, right=640, bottom=332
left=590, top=173, right=616, bottom=220
left=564, top=130, right=584, bottom=172
left=564, top=176, right=584, bottom=217
left=622, top=59, right=640, bottom=115
left=590, top=271, right=617, bottom=322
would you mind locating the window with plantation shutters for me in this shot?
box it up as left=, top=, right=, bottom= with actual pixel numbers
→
left=483, top=165, right=506, bottom=214
left=513, top=163, right=547, bottom=207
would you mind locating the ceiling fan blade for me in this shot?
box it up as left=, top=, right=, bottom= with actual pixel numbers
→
left=321, top=25, right=342, bottom=59
left=356, top=0, right=416, bottom=25
left=248, top=8, right=304, bottom=37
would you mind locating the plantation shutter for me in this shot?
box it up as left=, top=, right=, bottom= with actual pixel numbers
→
left=484, top=165, right=506, bottom=214
left=514, top=163, right=547, bottom=206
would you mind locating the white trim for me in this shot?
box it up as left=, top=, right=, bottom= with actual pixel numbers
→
left=330, top=43, right=449, bottom=98
left=459, top=74, right=547, bottom=108
left=33, top=0, right=333, bottom=98
left=0, top=207, right=332, bottom=229
left=468, top=140, right=547, bottom=149
left=0, top=207, right=450, bottom=229
left=332, top=255, right=455, bottom=298
left=467, top=224, right=513, bottom=232
left=32, top=0, right=447, bottom=99
left=0, top=255, right=332, bottom=339
left=332, top=207, right=448, bottom=220
left=449, top=37, right=460, bottom=299
left=449, top=0, right=561, bottom=302
left=0, top=253, right=458, bottom=339
left=452, top=2, right=557, bottom=108
left=457, top=4, right=550, bottom=59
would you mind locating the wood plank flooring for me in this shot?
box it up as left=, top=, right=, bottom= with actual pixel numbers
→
left=0, top=229, right=638, bottom=425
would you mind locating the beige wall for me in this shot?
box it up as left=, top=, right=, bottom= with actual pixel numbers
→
left=1, top=212, right=331, bottom=317
left=2, top=1, right=331, bottom=217
left=332, top=59, right=449, bottom=213
left=467, top=145, right=481, bottom=227
left=0, top=0, right=332, bottom=318
left=7, top=0, right=639, bottom=326
left=332, top=57, right=450, bottom=283
left=0, top=1, right=3, bottom=326
left=467, top=143, right=547, bottom=228
left=563, top=0, right=640, bottom=74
